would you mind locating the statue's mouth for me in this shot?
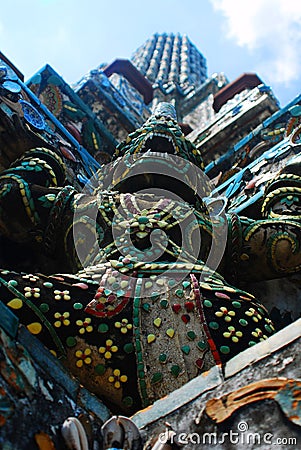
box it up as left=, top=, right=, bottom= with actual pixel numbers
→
left=138, top=130, right=178, bottom=155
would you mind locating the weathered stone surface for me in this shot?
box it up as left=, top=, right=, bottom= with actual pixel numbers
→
left=133, top=320, right=301, bottom=449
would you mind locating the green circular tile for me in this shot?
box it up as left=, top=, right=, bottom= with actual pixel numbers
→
left=220, top=345, right=230, bottom=354
left=209, top=321, right=219, bottom=330
left=39, top=303, right=49, bottom=313
left=66, top=336, right=77, bottom=347
left=204, top=299, right=212, bottom=307
left=232, top=301, right=241, bottom=308
left=124, top=343, right=134, bottom=354
left=98, top=323, right=109, bottom=333
left=73, top=302, right=83, bottom=310
left=95, top=364, right=106, bottom=375
left=239, top=318, right=248, bottom=326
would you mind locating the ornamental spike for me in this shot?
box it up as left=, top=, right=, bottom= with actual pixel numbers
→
left=152, top=102, right=177, bottom=121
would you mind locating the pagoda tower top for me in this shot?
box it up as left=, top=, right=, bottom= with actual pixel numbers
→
left=131, top=33, right=207, bottom=96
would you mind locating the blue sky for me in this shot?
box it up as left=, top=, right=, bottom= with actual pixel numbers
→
left=2, top=0, right=301, bottom=107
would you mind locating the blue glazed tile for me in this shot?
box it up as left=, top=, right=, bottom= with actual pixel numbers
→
left=0, top=302, right=19, bottom=338
left=78, top=387, right=111, bottom=422
left=18, top=325, right=79, bottom=400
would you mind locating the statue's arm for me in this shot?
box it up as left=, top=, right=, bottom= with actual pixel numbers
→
left=238, top=216, right=301, bottom=281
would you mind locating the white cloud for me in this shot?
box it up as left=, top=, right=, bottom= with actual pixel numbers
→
left=211, top=0, right=301, bottom=85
